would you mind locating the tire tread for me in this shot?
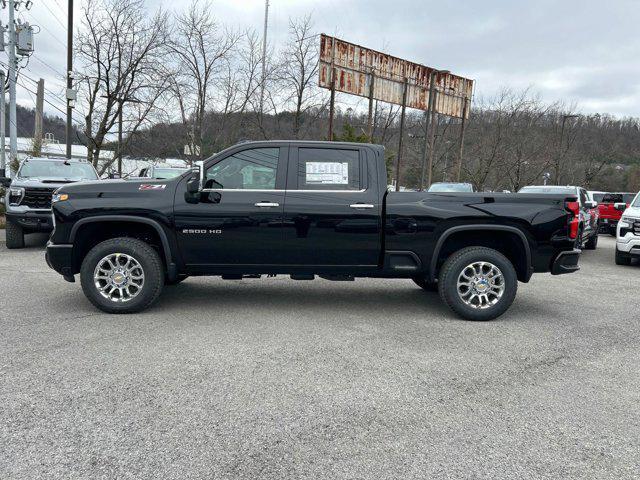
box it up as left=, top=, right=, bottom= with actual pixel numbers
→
left=438, top=246, right=518, bottom=321
left=5, top=221, right=25, bottom=249
left=80, top=237, right=164, bottom=313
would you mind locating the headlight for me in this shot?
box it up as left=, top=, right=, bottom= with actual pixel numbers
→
left=8, top=187, right=24, bottom=205
left=620, top=216, right=638, bottom=228
left=52, top=192, right=69, bottom=203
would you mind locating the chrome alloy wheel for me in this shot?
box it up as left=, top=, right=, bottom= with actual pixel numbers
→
left=456, top=261, right=505, bottom=309
left=93, top=253, right=145, bottom=303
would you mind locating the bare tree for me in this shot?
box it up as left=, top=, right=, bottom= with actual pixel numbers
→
left=76, top=0, right=168, bottom=173
left=167, top=1, right=239, bottom=160
left=277, top=15, right=322, bottom=138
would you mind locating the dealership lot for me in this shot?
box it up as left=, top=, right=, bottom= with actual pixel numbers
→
left=1, top=235, right=638, bottom=479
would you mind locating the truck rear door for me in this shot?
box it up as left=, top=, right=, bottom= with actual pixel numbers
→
left=281, top=145, right=382, bottom=267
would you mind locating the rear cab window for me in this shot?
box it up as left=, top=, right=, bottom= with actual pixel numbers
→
left=293, top=147, right=362, bottom=191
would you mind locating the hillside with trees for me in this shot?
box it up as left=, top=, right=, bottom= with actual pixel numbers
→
left=20, top=0, right=639, bottom=191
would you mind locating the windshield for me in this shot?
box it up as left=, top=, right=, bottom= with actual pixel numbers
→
left=18, top=160, right=98, bottom=181
left=518, top=186, right=574, bottom=194
left=601, top=193, right=635, bottom=204
left=632, top=193, right=640, bottom=208
left=428, top=183, right=473, bottom=192
left=152, top=168, right=187, bottom=179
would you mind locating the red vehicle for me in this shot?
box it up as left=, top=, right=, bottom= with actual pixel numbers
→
left=598, top=192, right=636, bottom=234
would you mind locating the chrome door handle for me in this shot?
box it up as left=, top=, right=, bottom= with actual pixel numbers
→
left=255, top=202, right=280, bottom=207
left=349, top=203, right=375, bottom=209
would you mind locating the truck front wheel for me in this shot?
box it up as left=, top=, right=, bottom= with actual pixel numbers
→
left=438, top=247, right=518, bottom=321
left=5, top=220, right=25, bottom=249
left=80, top=237, right=164, bottom=313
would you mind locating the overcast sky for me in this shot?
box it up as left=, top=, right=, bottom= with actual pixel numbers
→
left=11, top=0, right=640, bottom=124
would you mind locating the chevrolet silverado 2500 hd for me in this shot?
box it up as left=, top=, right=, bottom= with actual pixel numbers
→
left=43, top=141, right=582, bottom=321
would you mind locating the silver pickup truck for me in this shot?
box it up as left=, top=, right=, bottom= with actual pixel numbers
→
left=2, top=157, right=99, bottom=249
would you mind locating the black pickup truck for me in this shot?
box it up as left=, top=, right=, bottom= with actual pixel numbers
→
left=45, top=141, right=581, bottom=321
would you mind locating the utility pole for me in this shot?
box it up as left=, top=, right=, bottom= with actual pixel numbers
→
left=34, top=78, right=44, bottom=156
left=259, top=0, right=269, bottom=118
left=66, top=0, right=74, bottom=159
left=0, top=71, right=5, bottom=178
left=555, top=114, right=579, bottom=185
left=118, top=100, right=123, bottom=176
left=8, top=0, right=18, bottom=176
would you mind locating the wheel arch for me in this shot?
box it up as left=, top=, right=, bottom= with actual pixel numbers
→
left=429, top=225, right=533, bottom=283
left=69, top=216, right=176, bottom=278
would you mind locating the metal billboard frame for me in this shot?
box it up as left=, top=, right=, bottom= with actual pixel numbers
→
left=319, top=34, right=474, bottom=189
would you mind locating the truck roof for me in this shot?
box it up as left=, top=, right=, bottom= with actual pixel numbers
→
left=233, top=140, right=384, bottom=149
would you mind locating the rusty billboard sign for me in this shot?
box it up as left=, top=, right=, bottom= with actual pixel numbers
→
left=318, top=34, right=473, bottom=119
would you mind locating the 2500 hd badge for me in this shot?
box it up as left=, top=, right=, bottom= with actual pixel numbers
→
left=44, top=140, right=582, bottom=321
left=182, top=229, right=222, bottom=234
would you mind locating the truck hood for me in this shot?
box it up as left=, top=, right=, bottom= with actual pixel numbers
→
left=9, top=178, right=89, bottom=189
left=56, top=178, right=174, bottom=196
left=623, top=206, right=640, bottom=218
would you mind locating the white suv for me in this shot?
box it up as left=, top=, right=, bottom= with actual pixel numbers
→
left=615, top=192, right=640, bottom=265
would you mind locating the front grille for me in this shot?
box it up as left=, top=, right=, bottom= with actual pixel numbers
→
left=22, top=187, right=55, bottom=209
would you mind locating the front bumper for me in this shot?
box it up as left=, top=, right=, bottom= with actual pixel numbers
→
left=45, top=242, right=74, bottom=280
left=616, top=235, right=640, bottom=256
left=551, top=249, right=581, bottom=275
left=6, top=210, right=54, bottom=232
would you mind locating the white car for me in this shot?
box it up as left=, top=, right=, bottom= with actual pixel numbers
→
left=615, top=192, right=640, bottom=265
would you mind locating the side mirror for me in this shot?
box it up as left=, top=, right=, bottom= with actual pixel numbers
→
left=614, top=202, right=627, bottom=211
left=584, top=200, right=597, bottom=209
left=184, top=173, right=201, bottom=204
left=0, top=177, right=11, bottom=187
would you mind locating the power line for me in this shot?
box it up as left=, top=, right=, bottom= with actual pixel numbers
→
left=29, top=54, right=66, bottom=78
left=23, top=10, right=66, bottom=49
left=41, top=2, right=67, bottom=31
left=16, top=77, right=84, bottom=125
left=0, top=61, right=68, bottom=107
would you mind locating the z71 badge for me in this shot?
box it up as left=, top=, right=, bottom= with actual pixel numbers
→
left=139, top=184, right=167, bottom=190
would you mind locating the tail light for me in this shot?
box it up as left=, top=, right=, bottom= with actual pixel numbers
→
left=565, top=200, right=580, bottom=239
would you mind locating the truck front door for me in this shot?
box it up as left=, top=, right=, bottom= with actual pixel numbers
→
left=174, top=145, right=288, bottom=268
left=281, top=145, right=381, bottom=268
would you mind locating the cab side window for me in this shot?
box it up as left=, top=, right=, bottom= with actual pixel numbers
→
left=296, top=148, right=361, bottom=190
left=205, top=148, right=279, bottom=190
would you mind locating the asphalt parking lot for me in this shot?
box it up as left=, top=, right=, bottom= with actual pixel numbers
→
left=1, top=233, right=639, bottom=479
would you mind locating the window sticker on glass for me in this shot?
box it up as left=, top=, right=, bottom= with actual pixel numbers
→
left=305, top=162, right=349, bottom=185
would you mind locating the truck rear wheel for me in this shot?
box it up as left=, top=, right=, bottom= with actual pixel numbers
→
left=5, top=220, right=25, bottom=249
left=438, top=247, right=518, bottom=321
left=584, top=232, right=598, bottom=250
left=80, top=237, right=164, bottom=314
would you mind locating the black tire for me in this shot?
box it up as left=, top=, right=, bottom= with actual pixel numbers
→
left=5, top=220, right=25, bottom=249
left=438, top=247, right=518, bottom=321
left=615, top=248, right=632, bottom=266
left=584, top=232, right=598, bottom=250
left=412, top=277, right=438, bottom=292
left=80, top=237, right=164, bottom=313
left=165, top=274, right=189, bottom=286
left=575, top=227, right=584, bottom=249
